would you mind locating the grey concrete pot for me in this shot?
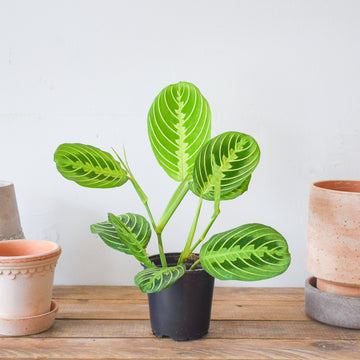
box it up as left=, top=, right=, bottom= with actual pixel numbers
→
left=305, top=277, right=360, bottom=329
left=0, top=181, right=24, bottom=240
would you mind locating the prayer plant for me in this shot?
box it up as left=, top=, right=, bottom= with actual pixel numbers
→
left=54, top=81, right=291, bottom=293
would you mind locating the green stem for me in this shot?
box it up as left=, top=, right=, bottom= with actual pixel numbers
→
left=155, top=179, right=190, bottom=267
left=113, top=148, right=155, bottom=225
left=156, top=232, right=167, bottom=267
left=190, top=259, right=201, bottom=270
left=188, top=161, right=222, bottom=256
left=178, top=197, right=203, bottom=264
left=112, top=147, right=167, bottom=266
left=128, top=178, right=167, bottom=267
left=143, top=202, right=156, bottom=233
left=188, top=206, right=220, bottom=255
left=156, top=179, right=190, bottom=233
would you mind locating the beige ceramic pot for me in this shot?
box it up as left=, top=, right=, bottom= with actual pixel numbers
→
left=0, top=239, right=61, bottom=335
left=307, top=180, right=360, bottom=297
left=0, top=181, right=24, bottom=240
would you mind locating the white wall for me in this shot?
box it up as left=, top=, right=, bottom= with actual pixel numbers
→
left=1, top=0, right=359, bottom=286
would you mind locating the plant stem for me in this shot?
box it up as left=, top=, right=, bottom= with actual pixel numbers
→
left=156, top=179, right=190, bottom=233
left=156, top=232, right=167, bottom=267
left=188, top=206, right=220, bottom=255
left=113, top=147, right=167, bottom=266
left=128, top=178, right=167, bottom=267
left=188, top=162, right=222, bottom=256
left=190, top=259, right=201, bottom=270
left=113, top=148, right=155, bottom=225
left=129, top=178, right=167, bottom=266
left=178, top=197, right=203, bottom=264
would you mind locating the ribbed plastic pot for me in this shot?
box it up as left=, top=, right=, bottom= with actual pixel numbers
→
left=0, top=239, right=61, bottom=335
left=145, top=253, right=214, bottom=341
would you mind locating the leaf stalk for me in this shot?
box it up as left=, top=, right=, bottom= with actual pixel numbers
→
left=113, top=148, right=166, bottom=265
left=156, top=179, right=190, bottom=233
left=178, top=197, right=203, bottom=264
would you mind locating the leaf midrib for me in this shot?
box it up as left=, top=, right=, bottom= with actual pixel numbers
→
left=204, top=244, right=284, bottom=261
left=61, top=158, right=124, bottom=178
left=174, top=88, right=189, bottom=180
left=200, top=137, right=246, bottom=195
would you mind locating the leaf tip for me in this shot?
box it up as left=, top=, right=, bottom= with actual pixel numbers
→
left=107, top=212, right=117, bottom=223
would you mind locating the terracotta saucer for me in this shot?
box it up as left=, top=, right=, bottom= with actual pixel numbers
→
left=0, top=300, right=58, bottom=336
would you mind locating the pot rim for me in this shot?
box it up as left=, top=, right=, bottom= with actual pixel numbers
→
left=147, top=252, right=204, bottom=272
left=0, top=179, right=14, bottom=188
left=312, top=180, right=360, bottom=195
left=0, top=240, right=61, bottom=264
left=0, top=181, right=13, bottom=187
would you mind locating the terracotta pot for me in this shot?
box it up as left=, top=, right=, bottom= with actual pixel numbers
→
left=307, top=180, right=360, bottom=297
left=0, top=239, right=61, bottom=335
left=0, top=181, right=24, bottom=240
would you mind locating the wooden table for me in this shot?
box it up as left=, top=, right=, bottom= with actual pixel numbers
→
left=0, top=286, right=359, bottom=359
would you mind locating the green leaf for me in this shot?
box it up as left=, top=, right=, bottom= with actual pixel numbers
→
left=90, top=213, right=151, bottom=255
left=54, top=143, right=128, bottom=188
left=219, top=175, right=252, bottom=200
left=107, top=213, right=153, bottom=267
left=191, top=132, right=260, bottom=200
left=199, top=223, right=291, bottom=281
left=148, top=81, right=211, bottom=182
left=135, top=264, right=186, bottom=293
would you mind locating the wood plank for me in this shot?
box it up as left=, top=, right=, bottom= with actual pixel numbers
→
left=53, top=285, right=147, bottom=301
left=53, top=286, right=304, bottom=302
left=1, top=286, right=358, bottom=359
left=31, top=319, right=360, bottom=341
left=0, top=338, right=358, bottom=359
left=56, top=299, right=307, bottom=321
left=213, top=287, right=304, bottom=302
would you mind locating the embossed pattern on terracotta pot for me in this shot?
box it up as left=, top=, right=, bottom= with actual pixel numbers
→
left=307, top=180, right=360, bottom=296
left=0, top=240, right=61, bottom=319
left=0, top=181, right=24, bottom=240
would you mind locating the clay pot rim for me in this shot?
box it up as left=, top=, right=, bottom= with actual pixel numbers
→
left=0, top=240, right=61, bottom=263
left=312, top=180, right=360, bottom=195
left=0, top=180, right=13, bottom=187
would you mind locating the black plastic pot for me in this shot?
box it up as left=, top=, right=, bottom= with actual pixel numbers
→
left=145, top=253, right=214, bottom=341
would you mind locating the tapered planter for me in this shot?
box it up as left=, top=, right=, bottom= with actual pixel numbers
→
left=146, top=253, right=214, bottom=341
left=0, top=181, right=24, bottom=240
left=0, top=239, right=61, bottom=335
left=306, top=180, right=360, bottom=328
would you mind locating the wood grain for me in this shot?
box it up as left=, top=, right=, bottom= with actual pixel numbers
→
left=0, top=338, right=359, bottom=360
left=0, top=286, right=358, bottom=360
left=55, top=298, right=306, bottom=320
left=32, top=319, right=360, bottom=341
left=53, top=285, right=304, bottom=302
